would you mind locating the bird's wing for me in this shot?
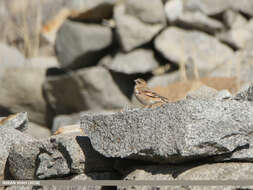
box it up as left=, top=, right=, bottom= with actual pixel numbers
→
left=140, top=88, right=169, bottom=103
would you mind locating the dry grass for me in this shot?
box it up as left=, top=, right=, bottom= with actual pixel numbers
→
left=5, top=0, right=42, bottom=58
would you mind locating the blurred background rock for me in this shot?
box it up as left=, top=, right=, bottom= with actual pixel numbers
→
left=0, top=0, right=253, bottom=138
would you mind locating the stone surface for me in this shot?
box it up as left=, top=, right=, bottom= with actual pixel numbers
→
left=178, top=163, right=253, bottom=190
left=36, top=133, right=114, bottom=179
left=186, top=85, right=219, bottom=100
left=118, top=165, right=195, bottom=190
left=223, top=10, right=247, bottom=29
left=0, top=112, right=28, bottom=132
left=43, top=66, right=130, bottom=115
left=25, top=122, right=51, bottom=139
left=114, top=3, right=164, bottom=52
left=234, top=84, right=253, bottom=102
left=176, top=11, right=224, bottom=33
left=0, top=144, right=8, bottom=180
left=165, top=0, right=183, bottom=23
left=52, top=112, right=81, bottom=134
left=0, top=128, right=36, bottom=153
left=81, top=99, right=253, bottom=164
left=183, top=0, right=233, bottom=15
left=55, top=20, right=113, bottom=69
left=8, top=140, right=43, bottom=180
left=147, top=71, right=181, bottom=88
left=0, top=64, right=50, bottom=125
left=0, top=128, right=39, bottom=180
left=165, top=0, right=224, bottom=33
left=0, top=43, right=25, bottom=74
left=154, top=27, right=234, bottom=73
left=210, top=48, right=253, bottom=84
left=125, top=0, right=166, bottom=24
left=102, top=49, right=159, bottom=74
left=218, top=19, right=253, bottom=49
left=26, top=56, right=59, bottom=68
left=232, top=0, right=253, bottom=17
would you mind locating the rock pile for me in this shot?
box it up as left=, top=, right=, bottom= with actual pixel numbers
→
left=0, top=85, right=253, bottom=190
left=1, top=0, right=253, bottom=189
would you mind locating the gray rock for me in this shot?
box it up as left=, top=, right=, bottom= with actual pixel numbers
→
left=66, top=0, right=117, bottom=21
left=165, top=0, right=183, bottom=23
left=223, top=10, right=247, bottom=29
left=36, top=133, right=114, bottom=179
left=52, top=110, right=115, bottom=134
left=114, top=3, right=164, bottom=52
left=178, top=163, right=253, bottom=190
left=103, top=49, right=159, bottom=74
left=186, top=85, right=218, bottom=100
left=118, top=165, right=194, bottom=190
left=232, top=0, right=253, bottom=17
left=52, top=112, right=81, bottom=134
left=26, top=56, right=59, bottom=68
left=0, top=144, right=8, bottom=180
left=81, top=99, right=253, bottom=164
left=0, top=128, right=36, bottom=153
left=36, top=145, right=70, bottom=179
left=0, top=43, right=25, bottom=71
left=183, top=0, right=233, bottom=15
left=0, top=65, right=50, bottom=125
left=176, top=11, right=224, bottom=33
left=234, top=84, right=253, bottom=102
left=43, top=66, right=130, bottom=115
left=154, top=27, right=234, bottom=73
left=215, top=89, right=232, bottom=100
left=55, top=20, right=113, bottom=69
left=72, top=172, right=120, bottom=180
left=0, top=128, right=39, bottom=179
left=8, top=140, right=43, bottom=180
left=218, top=19, right=253, bottom=49
left=0, top=112, right=28, bottom=132
left=210, top=48, right=253, bottom=83
left=66, top=0, right=117, bottom=13
left=165, top=0, right=224, bottom=33
left=147, top=71, right=181, bottom=88
left=25, top=122, right=51, bottom=139
left=125, top=0, right=166, bottom=24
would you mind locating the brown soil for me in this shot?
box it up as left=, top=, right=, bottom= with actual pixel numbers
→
left=151, top=77, right=242, bottom=102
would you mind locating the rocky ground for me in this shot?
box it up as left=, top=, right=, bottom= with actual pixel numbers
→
left=1, top=0, right=253, bottom=189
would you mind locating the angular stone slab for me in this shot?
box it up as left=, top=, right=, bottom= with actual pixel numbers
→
left=81, top=98, right=253, bottom=164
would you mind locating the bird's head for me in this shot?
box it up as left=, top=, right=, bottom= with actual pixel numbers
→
left=134, top=78, right=147, bottom=86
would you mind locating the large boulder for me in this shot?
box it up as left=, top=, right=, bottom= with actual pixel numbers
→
left=81, top=94, right=253, bottom=164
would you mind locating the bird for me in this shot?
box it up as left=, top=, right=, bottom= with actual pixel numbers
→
left=134, top=78, right=169, bottom=108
